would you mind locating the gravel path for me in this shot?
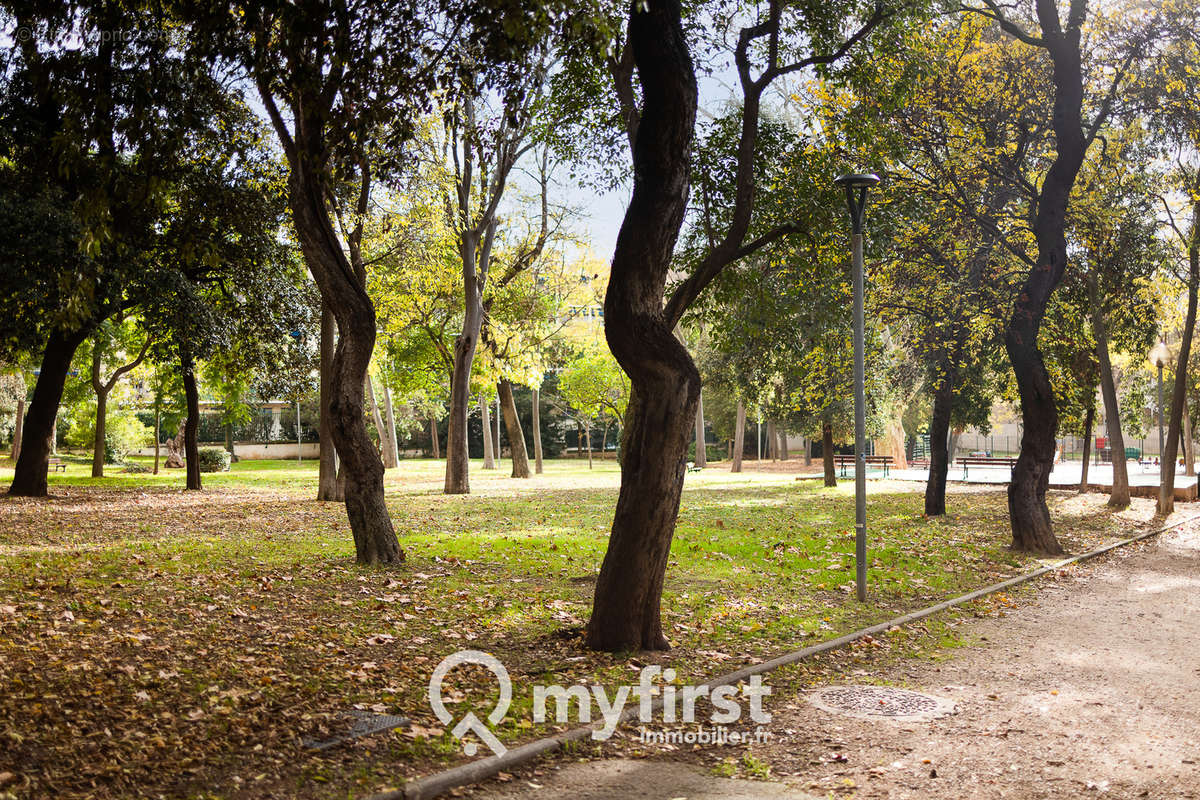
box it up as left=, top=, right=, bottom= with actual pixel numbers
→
left=479, top=521, right=1200, bottom=799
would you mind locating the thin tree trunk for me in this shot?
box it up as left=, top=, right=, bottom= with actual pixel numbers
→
left=382, top=381, right=400, bottom=466
left=586, top=420, right=593, bottom=469
left=692, top=390, right=706, bottom=467
left=532, top=387, right=544, bottom=474
left=803, top=436, right=812, bottom=466
left=429, top=416, right=440, bottom=459
left=153, top=404, right=160, bottom=475
left=822, top=421, right=836, bottom=487
left=925, top=364, right=953, bottom=516
left=1159, top=214, right=1199, bottom=514
left=1079, top=405, right=1094, bottom=493
left=92, top=388, right=108, bottom=477
left=365, top=375, right=396, bottom=468
left=10, top=327, right=90, bottom=496
left=731, top=399, right=745, bottom=473
left=1184, top=393, right=1194, bottom=477
left=480, top=395, right=496, bottom=469
left=1089, top=274, right=1130, bottom=507
left=317, top=303, right=342, bottom=501
left=498, top=379, right=531, bottom=478
left=181, top=353, right=202, bottom=491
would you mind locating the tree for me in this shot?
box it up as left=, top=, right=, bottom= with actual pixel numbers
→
left=558, top=345, right=630, bottom=467
left=86, top=318, right=151, bottom=477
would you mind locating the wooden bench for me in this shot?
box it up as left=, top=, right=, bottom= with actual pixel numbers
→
left=47, top=457, right=67, bottom=473
left=957, top=456, right=1017, bottom=479
left=833, top=454, right=894, bottom=477
left=908, top=458, right=930, bottom=469
left=686, top=461, right=703, bottom=473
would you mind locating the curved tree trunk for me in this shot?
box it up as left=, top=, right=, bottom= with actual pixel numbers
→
left=445, top=225, right=494, bottom=494
left=822, top=422, right=836, bottom=488
left=532, top=387, right=544, bottom=474
left=692, top=390, right=706, bottom=467
left=1005, top=1, right=1090, bottom=556
left=925, top=365, right=953, bottom=516
left=181, top=353, right=202, bottom=492
left=498, top=379, right=530, bottom=478
left=1159, top=216, right=1199, bottom=514
left=731, top=399, right=745, bottom=473
left=585, top=0, right=698, bottom=652
left=1090, top=274, right=1129, bottom=507
left=317, top=303, right=343, bottom=501
left=10, top=327, right=90, bottom=496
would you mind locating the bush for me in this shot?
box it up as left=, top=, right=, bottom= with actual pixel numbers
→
left=196, top=447, right=231, bottom=473
left=123, top=463, right=150, bottom=474
left=64, top=407, right=153, bottom=465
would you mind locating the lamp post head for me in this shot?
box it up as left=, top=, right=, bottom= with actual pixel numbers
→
left=835, top=173, right=881, bottom=234
left=1149, top=339, right=1170, bottom=370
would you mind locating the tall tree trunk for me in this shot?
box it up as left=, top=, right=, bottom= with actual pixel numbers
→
left=1079, top=405, right=1094, bottom=493
left=181, top=353, right=202, bottom=492
left=532, top=387, right=544, bottom=474
left=925, top=364, right=953, bottom=516
left=1005, top=1, right=1090, bottom=555
left=692, top=390, right=706, bottom=467
left=317, top=303, right=342, bottom=501
left=778, top=428, right=789, bottom=460
left=1089, top=273, right=1130, bottom=507
left=731, top=399, right=745, bottom=473
left=50, top=417, right=56, bottom=456
left=498, top=379, right=531, bottom=478
left=1159, top=214, right=1199, bottom=514
left=10, top=327, right=90, bottom=496
left=804, top=436, right=811, bottom=466
left=822, top=421, right=836, bottom=487
left=382, top=381, right=400, bottom=465
left=767, top=420, right=777, bottom=460
left=480, top=395, right=496, bottom=469
left=429, top=416, right=440, bottom=460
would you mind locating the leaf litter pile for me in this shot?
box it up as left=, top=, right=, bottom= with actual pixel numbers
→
left=0, top=460, right=1162, bottom=799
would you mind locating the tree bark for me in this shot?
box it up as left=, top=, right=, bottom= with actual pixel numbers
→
left=804, top=436, right=811, bottom=466
left=181, top=353, right=202, bottom=491
left=583, top=0, right=699, bottom=653
left=585, top=419, right=593, bottom=469
left=445, top=223, right=496, bottom=494
left=92, top=388, right=108, bottom=478
left=532, top=387, right=544, bottom=474
left=317, top=303, right=343, bottom=501
left=1079, top=404, right=1094, bottom=493
left=382, top=381, right=400, bottom=464
left=925, top=364, right=953, bottom=516
left=779, top=427, right=789, bottom=460
left=1089, top=273, right=1130, bottom=507
left=12, top=398, right=23, bottom=462
left=766, top=420, right=777, bottom=460
left=692, top=389, right=706, bottom=467
left=480, top=395, right=496, bottom=469
left=1159, top=213, right=1199, bottom=514
left=498, top=379, right=531, bottom=478
left=1005, top=1, right=1090, bottom=555
left=429, top=415, right=440, bottom=460
left=365, top=375, right=396, bottom=468
left=153, top=403, right=160, bottom=475
left=731, top=399, right=745, bottom=473
left=822, top=421, right=836, bottom=487
left=1184, top=392, right=1194, bottom=477
left=10, top=327, right=91, bottom=496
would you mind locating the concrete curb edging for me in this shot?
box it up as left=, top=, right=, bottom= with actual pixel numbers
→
left=368, top=512, right=1200, bottom=800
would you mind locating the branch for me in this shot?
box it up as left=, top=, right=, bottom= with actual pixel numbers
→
left=959, top=1, right=1045, bottom=48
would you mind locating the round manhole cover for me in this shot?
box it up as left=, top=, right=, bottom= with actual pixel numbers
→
left=809, top=686, right=956, bottom=722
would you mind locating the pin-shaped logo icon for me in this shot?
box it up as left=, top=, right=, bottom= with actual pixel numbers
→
left=428, top=650, right=511, bottom=756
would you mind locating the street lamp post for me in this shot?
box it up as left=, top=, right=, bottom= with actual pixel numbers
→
left=1150, top=340, right=1169, bottom=475
left=835, top=172, right=880, bottom=604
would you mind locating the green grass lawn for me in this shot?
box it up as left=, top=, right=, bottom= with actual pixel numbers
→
left=0, top=456, right=1163, bottom=799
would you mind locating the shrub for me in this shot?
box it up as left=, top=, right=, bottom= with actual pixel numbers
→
left=123, top=463, right=150, bottom=474
left=196, top=447, right=231, bottom=473
left=65, top=407, right=153, bottom=464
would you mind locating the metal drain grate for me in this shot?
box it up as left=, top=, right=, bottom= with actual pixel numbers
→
left=809, top=686, right=956, bottom=722
left=303, top=710, right=411, bottom=751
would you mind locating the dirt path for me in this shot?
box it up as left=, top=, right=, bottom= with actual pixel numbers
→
left=479, top=523, right=1200, bottom=799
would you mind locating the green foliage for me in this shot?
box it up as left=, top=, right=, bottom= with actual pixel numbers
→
left=65, top=407, right=153, bottom=465
left=557, top=347, right=629, bottom=423
left=196, top=448, right=232, bottom=473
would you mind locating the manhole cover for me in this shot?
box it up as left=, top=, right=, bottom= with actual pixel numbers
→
left=809, top=686, right=956, bottom=722
left=303, top=710, right=411, bottom=751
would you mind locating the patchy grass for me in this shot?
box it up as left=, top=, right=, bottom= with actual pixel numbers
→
left=0, top=457, right=1164, bottom=799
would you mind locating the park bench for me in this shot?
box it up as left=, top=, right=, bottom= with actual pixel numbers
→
left=47, top=457, right=67, bottom=473
left=686, top=461, right=703, bottom=473
left=833, top=454, right=894, bottom=478
left=908, top=458, right=930, bottom=469
left=957, top=456, right=1018, bottom=479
